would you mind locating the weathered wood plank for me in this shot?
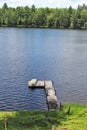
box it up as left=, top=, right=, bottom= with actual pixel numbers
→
left=36, top=81, right=45, bottom=87
left=45, top=85, right=54, bottom=89
left=28, top=79, right=37, bottom=87
left=28, top=79, right=59, bottom=110
left=47, top=95, right=59, bottom=110
left=45, top=80, right=53, bottom=87
left=45, top=88, right=56, bottom=96
left=28, top=80, right=45, bottom=88
left=5, top=118, right=8, bottom=130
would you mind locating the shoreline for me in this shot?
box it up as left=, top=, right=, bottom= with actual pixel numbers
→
left=0, top=26, right=87, bottom=30
left=0, top=103, right=87, bottom=130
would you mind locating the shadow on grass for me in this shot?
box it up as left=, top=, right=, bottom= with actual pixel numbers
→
left=0, top=109, right=68, bottom=130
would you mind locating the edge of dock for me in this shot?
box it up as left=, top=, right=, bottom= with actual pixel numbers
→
left=28, top=79, right=59, bottom=110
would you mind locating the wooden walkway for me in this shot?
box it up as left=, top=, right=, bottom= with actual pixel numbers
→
left=28, top=79, right=59, bottom=110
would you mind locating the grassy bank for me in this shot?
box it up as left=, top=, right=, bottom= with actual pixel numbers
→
left=0, top=103, right=87, bottom=130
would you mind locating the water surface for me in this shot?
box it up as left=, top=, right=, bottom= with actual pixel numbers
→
left=0, top=28, right=87, bottom=110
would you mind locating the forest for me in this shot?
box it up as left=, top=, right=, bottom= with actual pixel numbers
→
left=0, top=3, right=87, bottom=29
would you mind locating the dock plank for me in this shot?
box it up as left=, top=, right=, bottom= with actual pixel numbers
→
left=28, top=79, right=59, bottom=110
left=45, top=81, right=53, bottom=87
left=36, top=81, right=45, bottom=87
left=28, top=79, right=37, bottom=87
left=47, top=95, right=59, bottom=110
left=46, top=89, right=56, bottom=96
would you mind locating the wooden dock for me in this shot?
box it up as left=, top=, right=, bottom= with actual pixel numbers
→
left=28, top=79, right=59, bottom=110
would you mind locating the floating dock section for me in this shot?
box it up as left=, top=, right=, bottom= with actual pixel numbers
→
left=28, top=79, right=59, bottom=110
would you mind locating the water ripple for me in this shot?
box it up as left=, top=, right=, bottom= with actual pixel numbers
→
left=0, top=28, right=87, bottom=110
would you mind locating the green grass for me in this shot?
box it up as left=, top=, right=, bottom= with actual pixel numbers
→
left=0, top=103, right=87, bottom=130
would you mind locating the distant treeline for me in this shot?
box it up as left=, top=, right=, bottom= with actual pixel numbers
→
left=0, top=3, right=87, bottom=29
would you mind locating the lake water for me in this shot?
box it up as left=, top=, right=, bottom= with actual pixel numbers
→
left=0, top=28, right=87, bottom=110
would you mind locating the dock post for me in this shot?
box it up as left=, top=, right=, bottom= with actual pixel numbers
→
left=5, top=118, right=8, bottom=130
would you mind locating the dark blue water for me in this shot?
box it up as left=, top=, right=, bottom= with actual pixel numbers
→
left=0, top=28, right=87, bottom=110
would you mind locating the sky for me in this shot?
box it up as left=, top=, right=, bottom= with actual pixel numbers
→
left=0, top=0, right=87, bottom=8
